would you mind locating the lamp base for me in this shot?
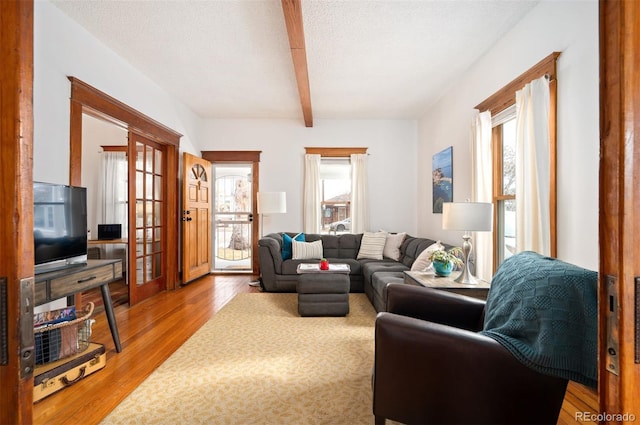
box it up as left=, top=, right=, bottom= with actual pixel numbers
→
left=454, top=234, right=480, bottom=284
left=453, top=267, right=481, bottom=284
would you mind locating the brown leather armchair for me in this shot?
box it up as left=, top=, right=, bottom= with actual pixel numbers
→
left=372, top=283, right=568, bottom=425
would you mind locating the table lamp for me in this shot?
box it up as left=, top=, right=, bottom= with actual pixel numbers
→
left=442, top=202, right=493, bottom=284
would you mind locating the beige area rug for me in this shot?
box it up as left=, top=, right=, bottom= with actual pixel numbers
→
left=101, top=293, right=378, bottom=425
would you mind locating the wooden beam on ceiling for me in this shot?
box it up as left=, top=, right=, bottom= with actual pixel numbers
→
left=282, top=0, right=313, bottom=127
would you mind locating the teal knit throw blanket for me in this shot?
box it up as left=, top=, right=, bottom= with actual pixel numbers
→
left=480, top=251, right=598, bottom=388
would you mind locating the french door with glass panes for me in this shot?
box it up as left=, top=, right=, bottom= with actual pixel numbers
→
left=128, top=132, right=166, bottom=304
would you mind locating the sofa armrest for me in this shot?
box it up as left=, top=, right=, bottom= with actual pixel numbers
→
left=258, top=237, right=283, bottom=291
left=386, top=282, right=486, bottom=331
left=373, top=312, right=568, bottom=425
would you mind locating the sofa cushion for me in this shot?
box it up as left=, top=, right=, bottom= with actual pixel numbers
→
left=311, top=233, right=363, bottom=259
left=400, top=236, right=440, bottom=268
left=282, top=232, right=304, bottom=260
left=371, top=272, right=406, bottom=311
left=362, top=261, right=410, bottom=285
left=357, top=231, right=387, bottom=260
left=383, top=232, right=407, bottom=261
left=292, top=239, right=323, bottom=259
left=411, top=240, right=445, bottom=272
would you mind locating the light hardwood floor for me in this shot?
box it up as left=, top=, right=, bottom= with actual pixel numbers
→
left=33, top=274, right=595, bottom=425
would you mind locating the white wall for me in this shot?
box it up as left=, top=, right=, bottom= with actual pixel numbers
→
left=201, top=118, right=419, bottom=236
left=418, top=0, right=599, bottom=270
left=33, top=0, right=203, bottom=187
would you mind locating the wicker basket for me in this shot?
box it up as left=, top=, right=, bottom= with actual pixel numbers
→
left=34, top=302, right=95, bottom=365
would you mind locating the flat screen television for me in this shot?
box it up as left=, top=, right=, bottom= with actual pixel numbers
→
left=34, top=182, right=88, bottom=274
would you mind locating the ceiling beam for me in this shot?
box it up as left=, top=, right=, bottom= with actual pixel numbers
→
left=281, top=0, right=313, bottom=127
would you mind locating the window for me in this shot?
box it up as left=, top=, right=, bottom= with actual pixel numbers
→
left=304, top=147, right=368, bottom=234
left=320, top=158, right=351, bottom=234
left=475, top=52, right=559, bottom=271
left=493, top=113, right=516, bottom=264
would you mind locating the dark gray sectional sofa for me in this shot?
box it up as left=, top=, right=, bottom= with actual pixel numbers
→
left=257, top=232, right=458, bottom=312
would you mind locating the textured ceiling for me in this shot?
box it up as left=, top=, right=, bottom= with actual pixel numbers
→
left=51, top=0, right=538, bottom=121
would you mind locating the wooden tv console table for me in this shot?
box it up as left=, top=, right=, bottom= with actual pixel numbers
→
left=34, top=259, right=124, bottom=352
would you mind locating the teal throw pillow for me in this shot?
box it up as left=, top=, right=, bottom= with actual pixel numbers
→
left=282, top=232, right=305, bottom=260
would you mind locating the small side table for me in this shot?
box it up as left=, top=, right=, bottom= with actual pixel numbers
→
left=403, top=271, right=490, bottom=300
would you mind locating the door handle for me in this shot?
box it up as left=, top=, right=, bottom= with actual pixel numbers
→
left=248, top=213, right=254, bottom=222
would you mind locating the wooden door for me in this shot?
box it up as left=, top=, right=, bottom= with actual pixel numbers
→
left=128, top=133, right=167, bottom=304
left=599, top=0, right=640, bottom=416
left=0, top=0, right=35, bottom=422
left=181, top=153, right=212, bottom=283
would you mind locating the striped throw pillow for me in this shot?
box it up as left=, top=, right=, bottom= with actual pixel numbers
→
left=292, top=239, right=323, bottom=260
left=357, top=231, right=387, bottom=260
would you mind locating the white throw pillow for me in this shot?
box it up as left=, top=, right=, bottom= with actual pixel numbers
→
left=411, top=241, right=445, bottom=272
left=382, top=232, right=406, bottom=261
left=292, top=239, right=323, bottom=260
left=357, top=231, right=388, bottom=260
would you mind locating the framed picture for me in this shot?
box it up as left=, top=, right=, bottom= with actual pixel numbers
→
left=432, top=146, right=453, bottom=213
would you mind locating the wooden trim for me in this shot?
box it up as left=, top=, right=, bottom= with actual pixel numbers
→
left=598, top=0, right=640, bottom=416
left=304, top=147, right=368, bottom=157
left=548, top=77, right=558, bottom=258
left=201, top=151, right=261, bottom=162
left=0, top=0, right=35, bottom=421
left=202, top=152, right=262, bottom=274
left=251, top=161, right=260, bottom=274
left=101, top=145, right=128, bottom=152
left=165, top=144, right=180, bottom=290
left=491, top=127, right=502, bottom=273
left=68, top=77, right=182, bottom=145
left=69, top=80, right=181, bottom=299
left=69, top=100, right=83, bottom=185
left=282, top=0, right=313, bottom=127
left=475, top=52, right=561, bottom=115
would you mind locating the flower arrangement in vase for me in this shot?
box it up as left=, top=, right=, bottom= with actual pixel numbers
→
left=428, top=247, right=463, bottom=277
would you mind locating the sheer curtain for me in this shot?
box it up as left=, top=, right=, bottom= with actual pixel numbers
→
left=303, top=154, right=321, bottom=233
left=471, top=111, right=493, bottom=281
left=98, top=151, right=128, bottom=238
left=515, top=76, right=551, bottom=255
left=350, top=153, right=369, bottom=233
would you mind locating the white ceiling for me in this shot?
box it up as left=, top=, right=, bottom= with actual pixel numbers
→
left=51, top=0, right=538, bottom=122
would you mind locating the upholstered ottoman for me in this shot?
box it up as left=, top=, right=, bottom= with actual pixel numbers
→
left=297, top=271, right=350, bottom=317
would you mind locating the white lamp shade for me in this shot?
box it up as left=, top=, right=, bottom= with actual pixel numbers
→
left=442, top=202, right=493, bottom=232
left=258, top=192, right=287, bottom=214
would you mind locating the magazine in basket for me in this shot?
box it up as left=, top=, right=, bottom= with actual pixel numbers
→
left=34, top=302, right=95, bottom=365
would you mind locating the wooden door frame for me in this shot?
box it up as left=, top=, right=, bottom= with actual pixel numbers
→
left=201, top=151, right=261, bottom=274
left=0, top=1, right=35, bottom=422
left=598, top=0, right=640, bottom=415
left=68, top=78, right=182, bottom=292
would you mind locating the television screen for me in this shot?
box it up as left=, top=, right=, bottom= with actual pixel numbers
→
left=34, top=182, right=87, bottom=268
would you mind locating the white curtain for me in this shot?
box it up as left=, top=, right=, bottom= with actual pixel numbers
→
left=471, top=111, right=493, bottom=281
left=515, top=76, right=551, bottom=255
left=98, top=151, right=128, bottom=238
left=350, top=153, right=369, bottom=233
left=303, top=154, right=321, bottom=233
